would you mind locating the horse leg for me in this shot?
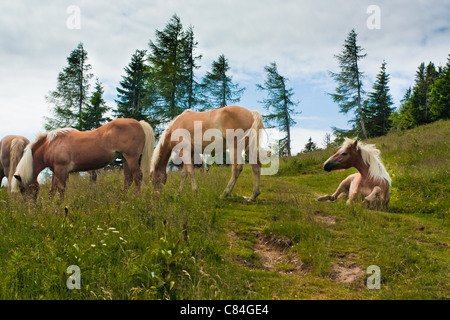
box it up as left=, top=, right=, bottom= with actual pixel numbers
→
left=220, top=163, right=243, bottom=199
left=53, top=167, right=68, bottom=199
left=248, top=163, right=261, bottom=201
left=89, top=170, right=98, bottom=185
left=0, top=158, right=4, bottom=189
left=122, top=160, right=133, bottom=192
left=124, top=155, right=143, bottom=193
left=365, top=186, right=381, bottom=202
left=364, top=186, right=382, bottom=209
left=318, top=175, right=353, bottom=202
left=178, top=164, right=188, bottom=194
left=185, top=163, right=198, bottom=193
left=0, top=170, right=4, bottom=189
left=49, top=174, right=58, bottom=199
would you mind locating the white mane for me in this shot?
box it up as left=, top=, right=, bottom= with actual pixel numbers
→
left=150, top=116, right=179, bottom=174
left=11, top=144, right=33, bottom=192
left=11, top=128, right=78, bottom=192
left=343, top=138, right=392, bottom=185
left=47, top=128, right=77, bottom=143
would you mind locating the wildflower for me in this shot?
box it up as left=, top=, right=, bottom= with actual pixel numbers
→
left=91, top=244, right=96, bottom=248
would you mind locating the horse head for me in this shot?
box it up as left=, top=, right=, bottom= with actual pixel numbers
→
left=323, top=139, right=359, bottom=172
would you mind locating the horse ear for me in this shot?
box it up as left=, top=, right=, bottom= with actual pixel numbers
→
left=14, top=175, right=22, bottom=182
left=353, top=139, right=358, bottom=148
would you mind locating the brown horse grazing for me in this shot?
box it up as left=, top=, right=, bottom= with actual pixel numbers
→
left=150, top=105, right=265, bottom=201
left=317, top=138, right=391, bottom=209
left=12, top=118, right=155, bottom=198
left=0, top=135, right=30, bottom=195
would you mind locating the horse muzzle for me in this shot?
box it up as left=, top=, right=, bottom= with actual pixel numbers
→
left=323, top=160, right=335, bottom=172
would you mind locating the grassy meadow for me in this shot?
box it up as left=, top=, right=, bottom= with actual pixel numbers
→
left=0, top=120, right=448, bottom=300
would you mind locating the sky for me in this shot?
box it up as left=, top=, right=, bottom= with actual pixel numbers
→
left=0, top=0, right=449, bottom=155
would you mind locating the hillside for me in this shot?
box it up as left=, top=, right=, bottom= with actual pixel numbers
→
left=0, top=120, right=448, bottom=300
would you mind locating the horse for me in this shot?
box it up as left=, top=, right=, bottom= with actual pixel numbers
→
left=150, top=105, right=265, bottom=201
left=12, top=118, right=155, bottom=198
left=317, top=138, right=391, bottom=209
left=0, top=135, right=30, bottom=195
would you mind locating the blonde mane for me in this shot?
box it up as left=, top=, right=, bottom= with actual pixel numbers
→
left=343, top=138, right=392, bottom=185
left=12, top=128, right=77, bottom=192
left=47, top=128, right=77, bottom=143
left=150, top=112, right=187, bottom=174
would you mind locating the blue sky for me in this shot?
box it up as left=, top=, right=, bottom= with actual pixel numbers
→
left=1, top=0, right=449, bottom=154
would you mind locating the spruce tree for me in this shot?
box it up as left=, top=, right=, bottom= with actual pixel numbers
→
left=115, top=49, right=155, bottom=122
left=257, top=62, right=299, bottom=156
left=429, top=55, right=450, bottom=120
left=148, top=14, right=199, bottom=121
left=200, top=54, right=245, bottom=110
left=329, top=29, right=368, bottom=139
left=82, top=79, right=110, bottom=130
left=183, top=26, right=202, bottom=110
left=45, top=42, right=93, bottom=130
left=365, top=61, right=394, bottom=137
left=303, top=137, right=317, bottom=153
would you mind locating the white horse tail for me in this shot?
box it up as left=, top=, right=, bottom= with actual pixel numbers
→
left=248, top=110, right=265, bottom=162
left=8, top=138, right=29, bottom=194
left=139, top=120, right=155, bottom=183
left=11, top=144, right=33, bottom=193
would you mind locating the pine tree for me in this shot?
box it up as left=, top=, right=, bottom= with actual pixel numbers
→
left=365, top=61, right=394, bottom=137
left=148, top=14, right=197, bottom=121
left=257, top=62, right=299, bottom=156
left=329, top=29, right=368, bottom=139
left=390, top=87, right=415, bottom=131
left=45, top=42, right=93, bottom=130
left=200, top=54, right=245, bottom=110
left=183, top=26, right=202, bottom=110
left=402, top=62, right=440, bottom=126
left=429, top=55, right=450, bottom=120
left=82, top=79, right=110, bottom=130
left=115, top=49, right=155, bottom=122
left=303, top=137, right=317, bottom=153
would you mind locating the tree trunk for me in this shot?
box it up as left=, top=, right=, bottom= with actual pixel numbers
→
left=355, top=57, right=368, bottom=139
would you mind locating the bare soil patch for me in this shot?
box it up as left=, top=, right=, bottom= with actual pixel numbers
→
left=330, top=252, right=364, bottom=284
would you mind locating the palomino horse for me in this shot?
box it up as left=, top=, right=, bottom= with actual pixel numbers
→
left=12, top=118, right=154, bottom=198
left=317, top=138, right=391, bottom=209
left=0, top=135, right=30, bottom=195
left=150, top=105, right=264, bottom=201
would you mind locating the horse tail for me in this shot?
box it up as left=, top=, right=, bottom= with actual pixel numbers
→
left=250, top=110, right=265, bottom=159
left=11, top=143, right=33, bottom=193
left=9, top=138, right=28, bottom=193
left=139, top=120, right=155, bottom=183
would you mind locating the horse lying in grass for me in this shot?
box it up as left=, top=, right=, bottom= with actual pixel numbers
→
left=12, top=118, right=155, bottom=198
left=0, top=135, right=30, bottom=195
left=317, top=138, right=391, bottom=209
left=150, top=105, right=265, bottom=201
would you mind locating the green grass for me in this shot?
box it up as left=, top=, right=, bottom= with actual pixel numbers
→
left=0, top=120, right=448, bottom=300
